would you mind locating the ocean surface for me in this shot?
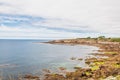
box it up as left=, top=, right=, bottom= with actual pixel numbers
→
left=0, top=39, right=98, bottom=78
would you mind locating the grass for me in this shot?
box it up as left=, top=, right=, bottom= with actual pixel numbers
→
left=110, top=38, right=120, bottom=42
left=85, top=72, right=91, bottom=76
left=104, top=52, right=118, bottom=55
left=90, top=61, right=105, bottom=71
left=91, top=65, right=99, bottom=71
left=113, top=63, right=120, bottom=68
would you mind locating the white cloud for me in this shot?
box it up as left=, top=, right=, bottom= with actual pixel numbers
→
left=0, top=25, right=86, bottom=39
left=32, top=18, right=89, bottom=31
left=0, top=0, right=120, bottom=38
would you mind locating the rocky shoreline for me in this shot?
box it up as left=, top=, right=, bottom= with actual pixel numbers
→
left=7, top=38, right=120, bottom=80
left=43, top=38, right=120, bottom=80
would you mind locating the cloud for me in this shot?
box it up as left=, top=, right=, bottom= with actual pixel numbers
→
left=0, top=14, right=94, bottom=33
left=0, top=24, right=87, bottom=39
left=0, top=0, right=120, bottom=38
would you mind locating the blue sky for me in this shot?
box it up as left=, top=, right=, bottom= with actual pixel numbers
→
left=0, top=0, right=120, bottom=39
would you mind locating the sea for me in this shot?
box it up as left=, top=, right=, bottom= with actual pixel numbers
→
left=0, top=39, right=98, bottom=79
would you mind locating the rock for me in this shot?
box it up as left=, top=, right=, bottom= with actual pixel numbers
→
left=24, top=75, right=40, bottom=80
left=74, top=67, right=82, bottom=69
left=78, top=58, right=83, bottom=61
left=59, top=67, right=66, bottom=71
left=42, top=69, right=51, bottom=73
left=70, top=57, right=76, bottom=60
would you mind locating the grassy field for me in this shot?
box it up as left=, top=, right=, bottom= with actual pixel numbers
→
left=110, top=38, right=120, bottom=42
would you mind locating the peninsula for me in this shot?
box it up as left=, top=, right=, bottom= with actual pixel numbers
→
left=44, top=36, right=120, bottom=80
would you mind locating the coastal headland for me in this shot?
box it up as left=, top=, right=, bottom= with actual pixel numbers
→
left=43, top=37, right=120, bottom=80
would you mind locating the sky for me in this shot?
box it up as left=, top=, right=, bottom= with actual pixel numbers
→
left=0, top=0, right=120, bottom=39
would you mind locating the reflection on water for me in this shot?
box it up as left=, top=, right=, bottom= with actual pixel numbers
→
left=0, top=39, right=98, bottom=77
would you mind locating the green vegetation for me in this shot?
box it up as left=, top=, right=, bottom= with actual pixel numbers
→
left=91, top=65, right=99, bottom=71
left=91, top=61, right=105, bottom=66
left=86, top=36, right=91, bottom=39
left=110, top=38, right=120, bottom=42
left=113, top=63, right=120, bottom=68
left=98, top=36, right=106, bottom=40
left=90, top=61, right=104, bottom=71
left=76, top=36, right=120, bottom=42
left=96, top=36, right=120, bottom=42
left=104, top=52, right=118, bottom=55
left=85, top=71, right=91, bottom=76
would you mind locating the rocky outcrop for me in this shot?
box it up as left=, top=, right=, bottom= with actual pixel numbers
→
left=44, top=38, right=120, bottom=80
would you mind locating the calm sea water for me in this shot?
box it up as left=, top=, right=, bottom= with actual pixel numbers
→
left=0, top=39, right=98, bottom=77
